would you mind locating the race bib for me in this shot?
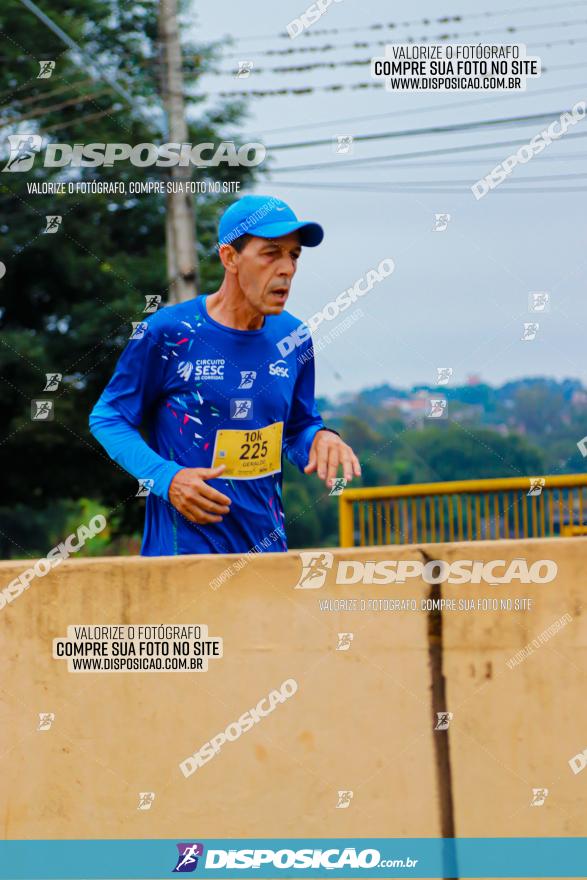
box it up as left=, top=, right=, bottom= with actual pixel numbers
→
left=211, top=422, right=283, bottom=479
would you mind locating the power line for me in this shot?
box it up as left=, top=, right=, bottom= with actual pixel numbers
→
left=0, top=72, right=92, bottom=102
left=230, top=0, right=587, bottom=42
left=283, top=172, right=587, bottom=185
left=214, top=82, right=381, bottom=99
left=18, top=0, right=163, bottom=130
left=266, top=109, right=584, bottom=152
left=247, top=77, right=587, bottom=136
left=0, top=87, right=114, bottom=126
left=43, top=106, right=124, bottom=133
left=281, top=170, right=587, bottom=185
left=339, top=151, right=587, bottom=167
left=212, top=44, right=587, bottom=97
left=269, top=130, right=587, bottom=173
left=219, top=16, right=587, bottom=65
left=0, top=76, right=96, bottom=108
left=274, top=179, right=587, bottom=193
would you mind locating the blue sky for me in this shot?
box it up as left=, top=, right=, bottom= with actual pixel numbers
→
left=193, top=0, right=587, bottom=396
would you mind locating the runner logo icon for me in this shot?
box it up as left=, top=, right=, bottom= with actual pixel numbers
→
left=239, top=370, right=257, bottom=389
left=3, top=134, right=42, bottom=172
left=230, top=399, right=253, bottom=419
left=173, top=842, right=204, bottom=872
left=295, top=552, right=334, bottom=589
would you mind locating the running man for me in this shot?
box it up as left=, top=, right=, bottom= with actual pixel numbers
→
left=90, top=195, right=360, bottom=556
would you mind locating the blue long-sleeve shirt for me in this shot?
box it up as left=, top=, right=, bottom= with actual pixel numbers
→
left=89, top=294, right=324, bottom=556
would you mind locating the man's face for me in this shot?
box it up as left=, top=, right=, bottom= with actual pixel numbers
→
left=231, top=231, right=302, bottom=315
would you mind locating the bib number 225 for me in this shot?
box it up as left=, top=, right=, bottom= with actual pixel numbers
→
left=239, top=431, right=268, bottom=460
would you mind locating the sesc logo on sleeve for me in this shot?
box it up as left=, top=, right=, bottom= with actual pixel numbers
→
left=212, top=422, right=283, bottom=479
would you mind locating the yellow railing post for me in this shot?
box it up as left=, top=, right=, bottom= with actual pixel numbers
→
left=338, top=495, right=355, bottom=547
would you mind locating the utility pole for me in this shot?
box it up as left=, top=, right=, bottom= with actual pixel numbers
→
left=158, top=0, right=199, bottom=303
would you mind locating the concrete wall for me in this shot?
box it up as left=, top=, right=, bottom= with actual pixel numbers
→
left=0, top=538, right=585, bottom=873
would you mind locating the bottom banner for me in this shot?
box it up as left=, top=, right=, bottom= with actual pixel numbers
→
left=0, top=838, right=586, bottom=879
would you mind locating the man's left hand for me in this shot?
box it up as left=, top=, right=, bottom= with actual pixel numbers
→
left=304, top=430, right=361, bottom=488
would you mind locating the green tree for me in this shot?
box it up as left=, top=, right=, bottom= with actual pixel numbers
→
left=513, top=385, right=565, bottom=437
left=0, top=0, right=260, bottom=556
left=386, top=424, right=544, bottom=483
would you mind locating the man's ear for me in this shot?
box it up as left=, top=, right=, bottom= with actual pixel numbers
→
left=218, top=244, right=239, bottom=275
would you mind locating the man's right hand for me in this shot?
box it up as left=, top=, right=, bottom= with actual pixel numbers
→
left=168, top=465, right=232, bottom=524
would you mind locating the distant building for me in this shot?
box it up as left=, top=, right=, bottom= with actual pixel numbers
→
left=382, top=389, right=429, bottom=418
left=571, top=389, right=587, bottom=407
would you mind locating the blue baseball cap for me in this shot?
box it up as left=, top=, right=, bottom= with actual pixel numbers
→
left=218, top=195, right=324, bottom=248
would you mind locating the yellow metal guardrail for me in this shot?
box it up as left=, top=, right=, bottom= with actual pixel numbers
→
left=338, top=474, right=587, bottom=547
